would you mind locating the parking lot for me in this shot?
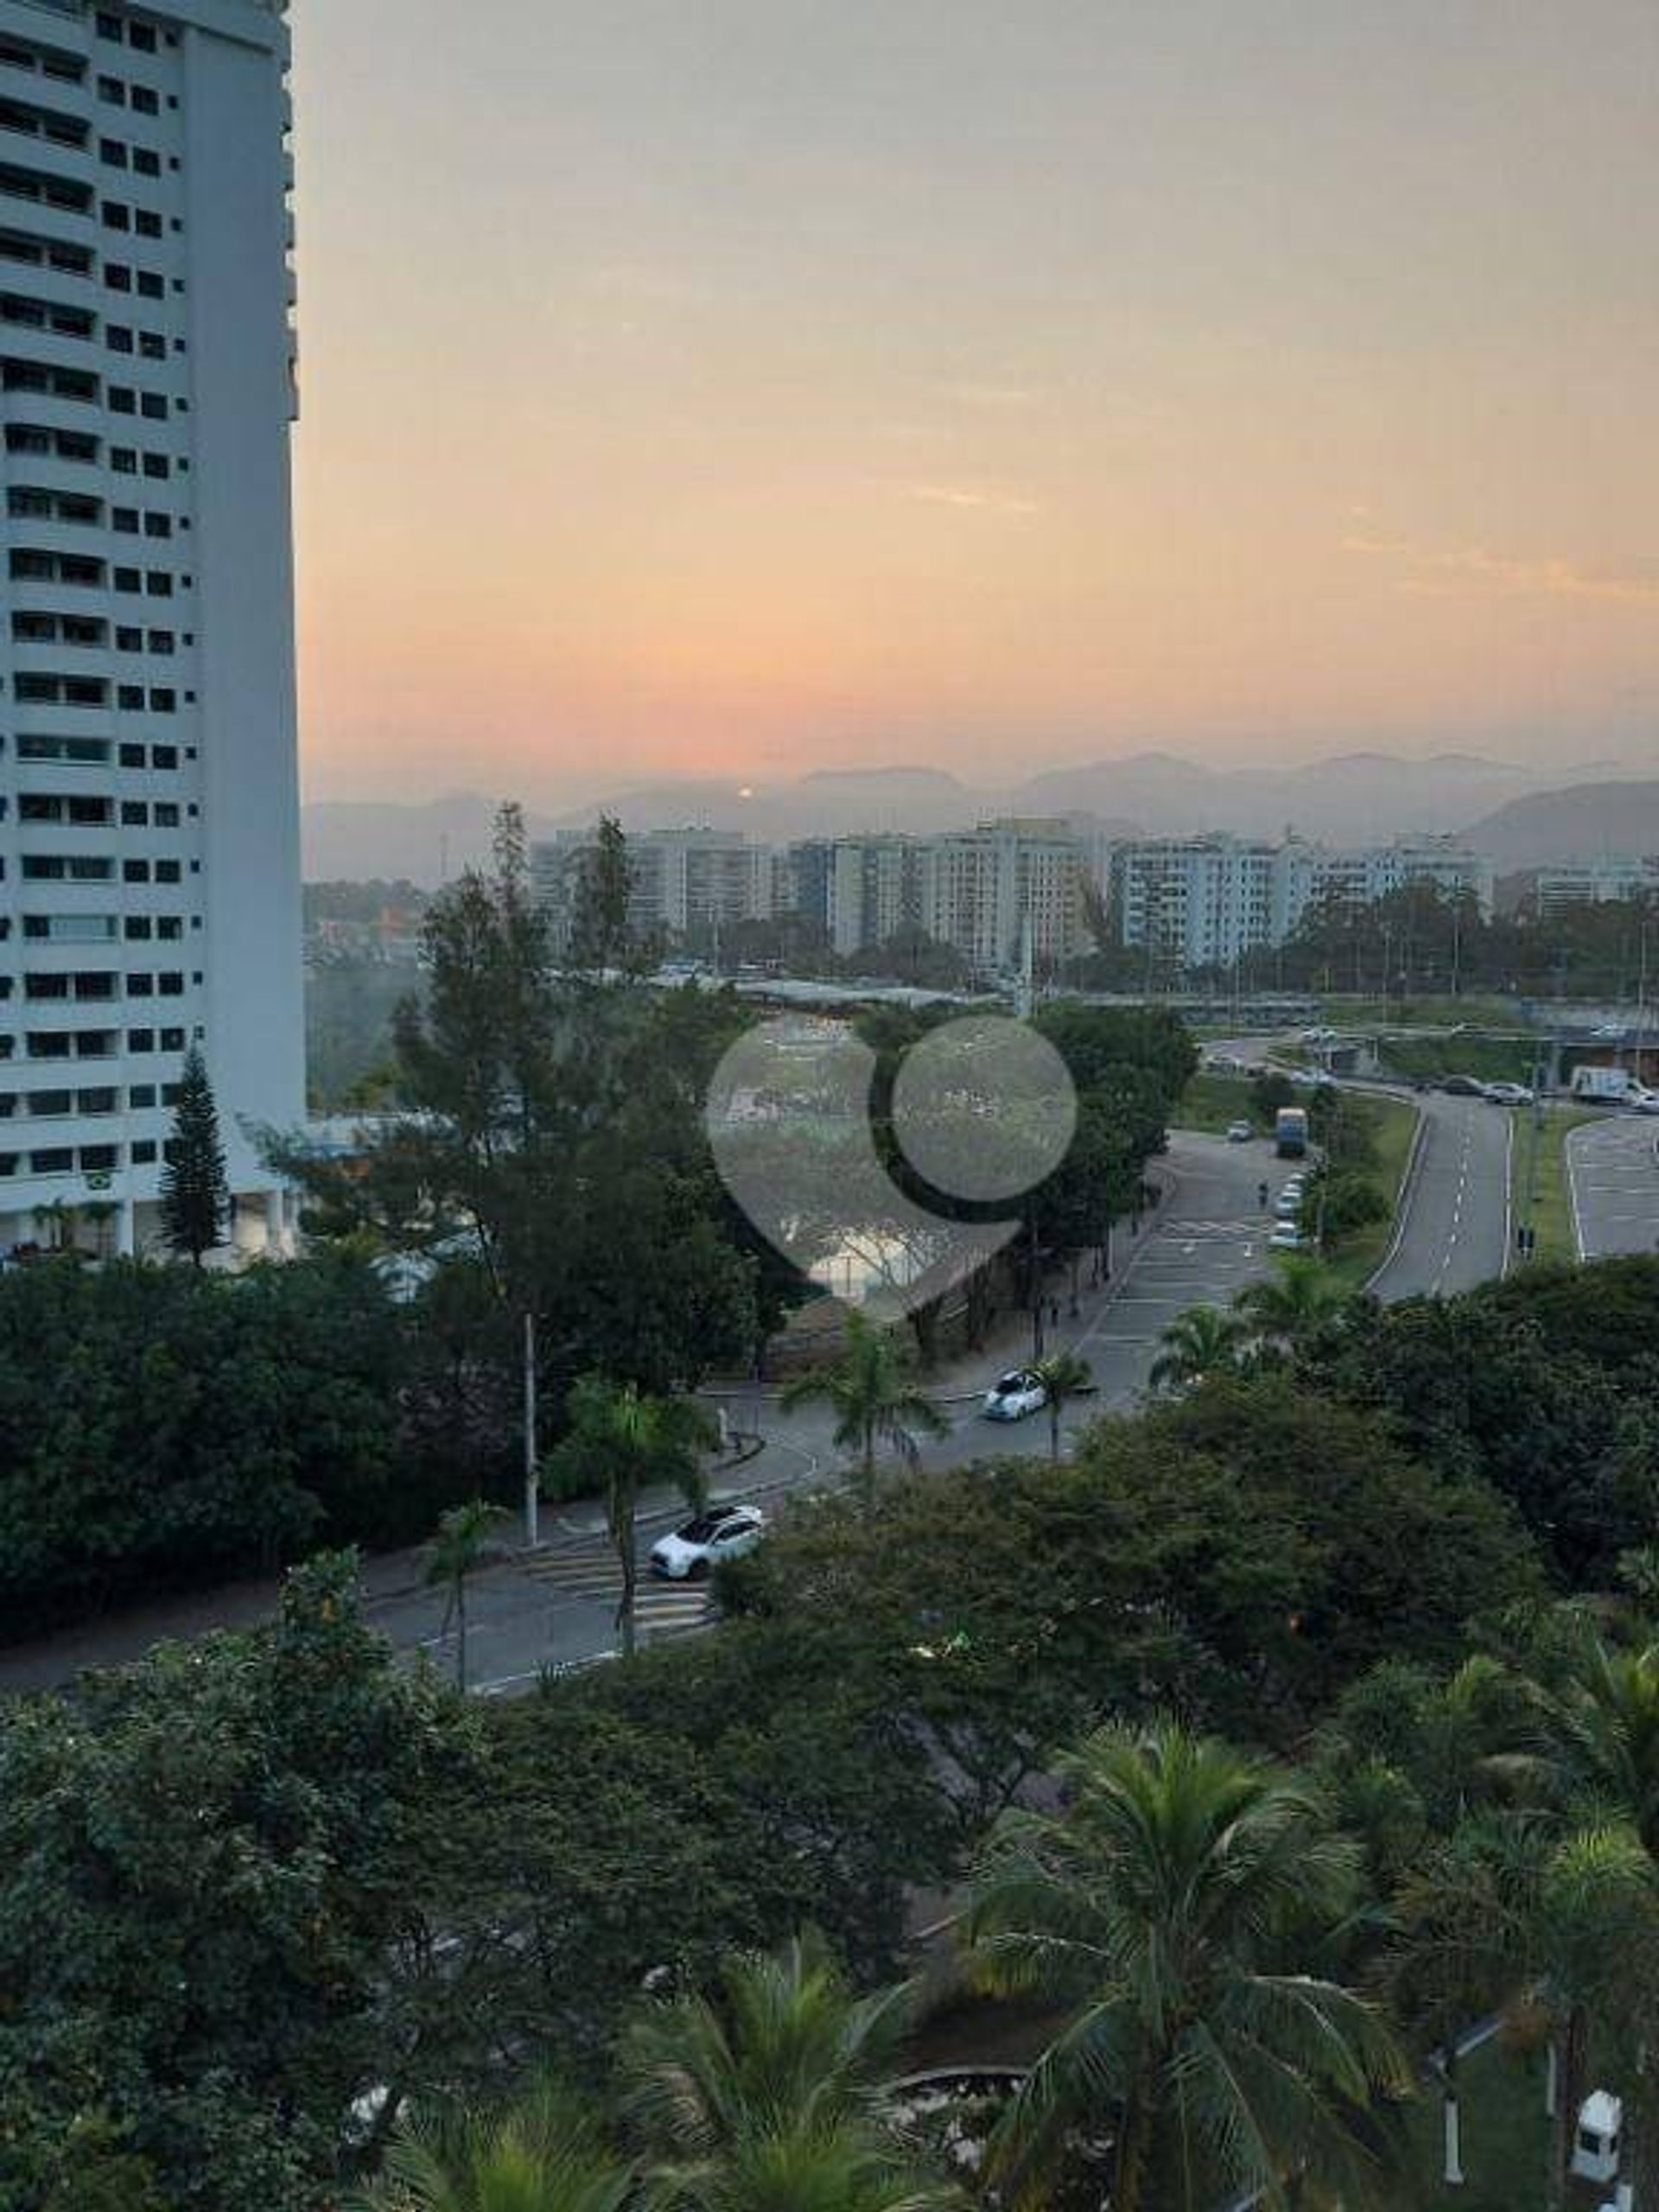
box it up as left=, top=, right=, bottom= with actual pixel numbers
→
left=1567, top=1116, right=1659, bottom=1258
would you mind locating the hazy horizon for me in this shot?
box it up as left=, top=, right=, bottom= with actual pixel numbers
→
left=289, top=0, right=1659, bottom=808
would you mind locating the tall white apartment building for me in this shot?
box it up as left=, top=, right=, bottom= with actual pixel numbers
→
left=532, top=826, right=776, bottom=949
left=1106, top=836, right=1281, bottom=974
left=0, top=0, right=302, bottom=1260
left=821, top=835, right=919, bottom=957
left=919, top=819, right=1086, bottom=976
left=1535, top=858, right=1659, bottom=918
left=1276, top=837, right=1495, bottom=928
left=1103, top=833, right=1496, bottom=973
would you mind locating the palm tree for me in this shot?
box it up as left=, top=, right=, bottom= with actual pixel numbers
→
left=965, top=1721, right=1412, bottom=2212
left=1385, top=1811, right=1541, bottom=2190
left=1236, top=1254, right=1346, bottom=1351
left=1147, top=1302, right=1247, bottom=1395
left=779, top=1313, right=947, bottom=1496
left=1530, top=1821, right=1659, bottom=2212
left=1522, top=1618, right=1659, bottom=1856
left=423, top=1498, right=512, bottom=1691
left=543, top=1376, right=717, bottom=1658
left=617, top=1932, right=958, bottom=2212
left=1030, top=1349, right=1092, bottom=1462
left=353, top=2075, right=632, bottom=2211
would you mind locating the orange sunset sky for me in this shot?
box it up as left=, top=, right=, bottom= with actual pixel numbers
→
left=288, top=0, right=1659, bottom=808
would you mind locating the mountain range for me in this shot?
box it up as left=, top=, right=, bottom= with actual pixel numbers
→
left=302, top=752, right=1659, bottom=886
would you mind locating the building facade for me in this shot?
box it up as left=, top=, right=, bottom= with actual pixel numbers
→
left=1103, top=833, right=1495, bottom=973
left=919, top=819, right=1086, bottom=976
left=531, top=825, right=776, bottom=950
left=0, top=0, right=302, bottom=1261
left=1535, top=858, right=1659, bottom=918
left=1106, top=835, right=1281, bottom=975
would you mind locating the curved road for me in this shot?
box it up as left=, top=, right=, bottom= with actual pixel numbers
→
left=1368, top=1091, right=1511, bottom=1301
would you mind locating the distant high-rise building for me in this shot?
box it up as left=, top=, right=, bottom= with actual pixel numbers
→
left=531, top=826, right=775, bottom=949
left=919, top=820, right=1086, bottom=976
left=1534, top=857, right=1659, bottom=918
left=0, top=0, right=302, bottom=1260
left=1106, top=835, right=1281, bottom=975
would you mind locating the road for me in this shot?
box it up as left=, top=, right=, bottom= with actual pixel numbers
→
left=0, top=1099, right=1523, bottom=1701
left=1368, top=1091, right=1512, bottom=1300
left=1566, top=1115, right=1659, bottom=1258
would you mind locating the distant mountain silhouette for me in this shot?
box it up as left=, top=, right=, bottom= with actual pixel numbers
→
left=302, top=752, right=1656, bottom=884
left=1457, top=780, right=1659, bottom=870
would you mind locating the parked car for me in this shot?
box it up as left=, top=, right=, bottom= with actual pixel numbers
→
left=1225, top=1118, right=1254, bottom=1143
left=1274, top=1190, right=1304, bottom=1221
left=982, top=1370, right=1048, bottom=1421
left=650, top=1504, right=766, bottom=1580
left=1484, top=1081, right=1535, bottom=1107
left=1268, top=1223, right=1307, bottom=1250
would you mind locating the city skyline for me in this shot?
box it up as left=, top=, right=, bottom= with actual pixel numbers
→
left=291, top=0, right=1659, bottom=809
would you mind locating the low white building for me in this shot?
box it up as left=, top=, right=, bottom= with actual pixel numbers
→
left=1535, top=857, right=1659, bottom=917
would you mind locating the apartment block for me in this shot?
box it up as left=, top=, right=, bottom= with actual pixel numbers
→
left=919, top=819, right=1087, bottom=976
left=531, top=825, right=776, bottom=950
left=0, top=0, right=302, bottom=1259
left=1535, top=857, right=1659, bottom=918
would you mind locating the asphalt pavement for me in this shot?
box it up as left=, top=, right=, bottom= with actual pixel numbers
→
left=1566, top=1114, right=1659, bottom=1258
left=1367, top=1090, right=1512, bottom=1300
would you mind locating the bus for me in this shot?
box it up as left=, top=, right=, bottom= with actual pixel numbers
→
left=1274, top=1105, right=1309, bottom=1159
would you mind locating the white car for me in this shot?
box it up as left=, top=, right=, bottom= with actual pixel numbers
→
left=1484, top=1081, right=1535, bottom=1107
left=1269, top=1223, right=1306, bottom=1251
left=982, top=1370, right=1048, bottom=1421
left=1274, top=1188, right=1305, bottom=1220
left=1225, top=1118, right=1254, bottom=1143
left=650, top=1503, right=766, bottom=1580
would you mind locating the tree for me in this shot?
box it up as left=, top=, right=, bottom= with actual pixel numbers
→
left=1513, top=1614, right=1659, bottom=1857
left=617, top=1933, right=958, bottom=2212
left=1237, top=1255, right=1349, bottom=1351
left=1030, top=1349, right=1092, bottom=1461
left=160, top=1043, right=230, bottom=1267
left=1147, top=1301, right=1247, bottom=1394
left=779, top=1313, right=947, bottom=1496
left=0, top=1555, right=484, bottom=2212
left=0, top=1251, right=413, bottom=1637
left=543, top=1376, right=717, bottom=1658
left=423, top=1499, right=512, bottom=1691
left=353, top=2076, right=632, bottom=2212
left=1251, top=1068, right=1296, bottom=1124
left=965, top=1722, right=1412, bottom=2211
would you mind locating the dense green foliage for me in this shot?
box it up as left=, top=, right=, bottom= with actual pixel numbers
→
left=20, top=888, right=1659, bottom=2209
left=0, top=1253, right=411, bottom=1635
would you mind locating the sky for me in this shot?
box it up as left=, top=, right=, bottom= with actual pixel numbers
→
left=289, top=0, right=1659, bottom=808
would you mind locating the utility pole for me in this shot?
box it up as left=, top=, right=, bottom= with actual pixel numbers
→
left=523, top=1310, right=540, bottom=1548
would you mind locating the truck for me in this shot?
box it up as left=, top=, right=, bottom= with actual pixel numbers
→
left=1571, top=1065, right=1639, bottom=1103
left=1274, top=1105, right=1309, bottom=1159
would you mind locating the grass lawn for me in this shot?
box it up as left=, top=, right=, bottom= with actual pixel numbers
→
left=1322, top=1092, right=1421, bottom=1291
left=1174, top=1067, right=1257, bottom=1135
left=1514, top=1104, right=1600, bottom=1266
left=1406, top=2037, right=1553, bottom=2211
left=1378, top=1033, right=1540, bottom=1088
left=1320, top=994, right=1535, bottom=1032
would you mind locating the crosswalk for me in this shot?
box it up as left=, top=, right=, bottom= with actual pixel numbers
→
left=524, top=1545, right=713, bottom=1645
left=1160, top=1217, right=1268, bottom=1239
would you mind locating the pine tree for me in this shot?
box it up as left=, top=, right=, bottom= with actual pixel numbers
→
left=161, top=1045, right=230, bottom=1267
